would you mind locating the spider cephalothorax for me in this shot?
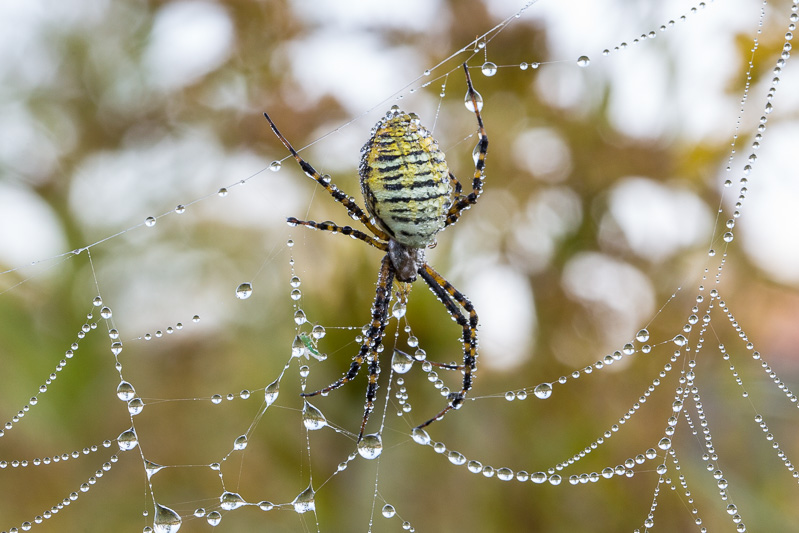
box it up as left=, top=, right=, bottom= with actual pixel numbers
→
left=263, top=63, right=487, bottom=440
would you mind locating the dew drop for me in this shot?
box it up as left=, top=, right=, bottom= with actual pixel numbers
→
left=269, top=160, right=282, bottom=172
left=392, top=301, right=407, bottom=319
left=145, top=461, right=164, bottom=479
left=220, top=491, right=246, bottom=511
left=302, top=401, right=327, bottom=430
left=233, top=435, right=248, bottom=450
left=294, top=309, right=307, bottom=325
left=264, top=379, right=280, bottom=407
left=100, top=306, right=112, bottom=319
left=392, top=350, right=414, bottom=374
left=128, top=398, right=145, bottom=416
left=258, top=501, right=274, bottom=511
left=357, top=433, right=383, bottom=459
left=481, top=61, right=497, bottom=76
left=723, top=232, right=734, bottom=243
left=635, top=329, right=650, bottom=342
left=153, top=503, right=182, bottom=533
left=175, top=205, right=185, bottom=214
left=382, top=504, right=396, bottom=518
left=235, top=282, right=253, bottom=300
left=145, top=216, right=156, bottom=227
left=411, top=427, right=430, bottom=445
left=464, top=88, right=484, bottom=112
left=673, top=334, right=688, bottom=347
left=292, top=483, right=315, bottom=513
left=577, top=55, right=590, bottom=67
left=206, top=511, right=221, bottom=526
left=658, top=437, right=672, bottom=450
left=93, top=296, right=103, bottom=307
left=117, top=381, right=136, bottom=401
left=117, top=428, right=138, bottom=451
left=533, top=382, right=553, bottom=399
left=218, top=188, right=228, bottom=197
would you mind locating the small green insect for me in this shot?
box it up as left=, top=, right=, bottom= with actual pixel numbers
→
left=264, top=63, right=487, bottom=440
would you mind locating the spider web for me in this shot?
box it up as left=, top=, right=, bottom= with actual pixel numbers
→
left=1, top=0, right=798, bottom=531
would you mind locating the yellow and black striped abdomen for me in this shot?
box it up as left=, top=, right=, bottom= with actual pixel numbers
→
left=359, top=107, right=451, bottom=249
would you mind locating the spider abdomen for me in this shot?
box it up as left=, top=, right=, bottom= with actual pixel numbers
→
left=359, top=107, right=452, bottom=249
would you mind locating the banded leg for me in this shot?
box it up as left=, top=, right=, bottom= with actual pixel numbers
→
left=300, top=254, right=395, bottom=441
left=287, top=217, right=388, bottom=251
left=444, top=63, right=489, bottom=228
left=416, top=263, right=478, bottom=430
left=264, top=112, right=391, bottom=241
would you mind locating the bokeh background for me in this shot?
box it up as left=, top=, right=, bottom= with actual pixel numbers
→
left=1, top=0, right=798, bottom=531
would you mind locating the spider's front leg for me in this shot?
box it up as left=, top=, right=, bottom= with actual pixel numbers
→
left=300, top=254, right=395, bottom=441
left=444, top=63, right=489, bottom=228
left=416, top=263, right=478, bottom=431
left=263, top=112, right=391, bottom=242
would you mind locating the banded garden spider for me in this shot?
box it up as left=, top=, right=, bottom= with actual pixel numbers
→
left=263, top=64, right=487, bottom=441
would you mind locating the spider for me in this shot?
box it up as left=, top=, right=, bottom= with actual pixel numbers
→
left=263, top=63, right=487, bottom=441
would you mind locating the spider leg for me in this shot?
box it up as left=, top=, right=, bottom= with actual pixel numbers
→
left=444, top=63, right=488, bottom=228
left=415, top=263, right=478, bottom=430
left=287, top=217, right=388, bottom=251
left=263, top=112, right=391, bottom=241
left=300, top=254, right=395, bottom=441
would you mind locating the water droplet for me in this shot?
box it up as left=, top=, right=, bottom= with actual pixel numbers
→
left=175, top=205, right=185, bottom=214
left=392, top=350, right=413, bottom=374
left=92, top=296, right=103, bottom=307
left=392, top=301, right=407, bottom=319
left=635, top=329, right=650, bottom=342
left=117, top=428, right=138, bottom=451
left=673, top=335, right=687, bottom=347
left=264, top=379, right=280, bottom=407
left=153, top=503, right=182, bottom=533
left=289, top=276, right=301, bottom=288
left=218, top=188, right=228, bottom=197
left=145, top=217, right=156, bottom=227
left=577, top=55, right=590, bottom=67
left=658, top=437, right=672, bottom=450
left=357, top=433, right=383, bottom=459
left=233, top=435, right=248, bottom=450
left=481, top=61, right=497, bottom=76
left=117, top=381, right=136, bottom=401
left=448, top=450, right=466, bottom=465
left=382, top=504, right=396, bottom=518
left=292, top=483, right=315, bottom=513
left=464, top=88, right=484, bottom=112
left=100, top=306, right=112, bottom=319
left=411, top=427, right=430, bottom=445
left=128, top=398, right=145, bottom=416
left=269, top=160, right=282, bottom=172
left=497, top=467, right=514, bottom=481
left=723, top=231, right=734, bottom=242
left=533, top=383, right=553, bottom=399
left=206, top=511, right=221, bottom=526
left=220, top=491, right=246, bottom=511
left=259, top=501, right=274, bottom=511
left=145, top=461, right=165, bottom=479
left=294, top=309, right=307, bottom=325
left=302, top=401, right=327, bottom=430
left=235, top=282, right=253, bottom=300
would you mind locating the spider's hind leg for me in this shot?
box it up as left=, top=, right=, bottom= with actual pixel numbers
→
left=415, top=263, right=478, bottom=431
left=300, top=254, right=395, bottom=441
